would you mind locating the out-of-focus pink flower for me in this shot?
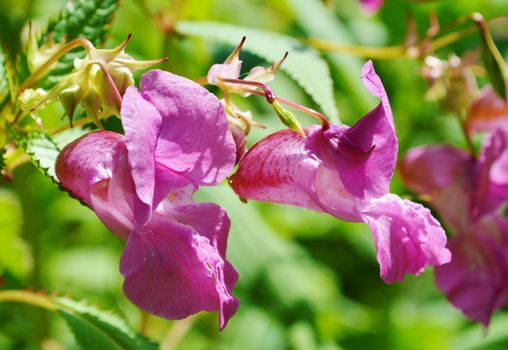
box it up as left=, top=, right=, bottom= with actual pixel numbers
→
left=360, top=0, right=384, bottom=13
left=56, top=70, right=238, bottom=330
left=400, top=128, right=508, bottom=326
left=231, top=61, right=451, bottom=283
left=467, top=84, right=508, bottom=134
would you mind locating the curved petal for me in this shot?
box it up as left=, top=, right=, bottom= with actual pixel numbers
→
left=56, top=131, right=122, bottom=205
left=139, top=70, right=235, bottom=186
left=159, top=201, right=239, bottom=328
left=306, top=61, right=397, bottom=200
left=90, top=142, right=145, bottom=238
left=400, top=145, right=474, bottom=230
left=361, top=194, right=451, bottom=283
left=340, top=61, right=397, bottom=198
left=230, top=128, right=323, bottom=211
left=435, top=220, right=508, bottom=326
left=120, top=204, right=238, bottom=330
left=121, top=86, right=162, bottom=214
left=473, top=128, right=508, bottom=219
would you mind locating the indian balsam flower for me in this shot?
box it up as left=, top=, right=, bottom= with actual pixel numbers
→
left=56, top=70, right=238, bottom=330
left=231, top=61, right=451, bottom=283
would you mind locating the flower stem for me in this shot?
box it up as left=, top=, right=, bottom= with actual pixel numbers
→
left=20, top=38, right=94, bottom=92
left=219, top=78, right=330, bottom=128
left=305, top=39, right=406, bottom=59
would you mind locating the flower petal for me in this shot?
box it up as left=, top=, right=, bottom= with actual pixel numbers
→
left=121, top=85, right=162, bottom=214
left=473, top=128, right=508, bottom=219
left=341, top=61, right=397, bottom=197
left=90, top=141, right=145, bottom=238
left=400, top=145, right=474, bottom=230
left=139, top=70, right=235, bottom=186
left=361, top=194, right=451, bottom=283
left=159, top=201, right=239, bottom=328
left=230, top=128, right=323, bottom=211
left=120, top=204, right=238, bottom=330
left=435, top=220, right=508, bottom=326
left=56, top=131, right=123, bottom=205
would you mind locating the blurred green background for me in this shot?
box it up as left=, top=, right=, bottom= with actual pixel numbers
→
left=1, top=0, right=508, bottom=349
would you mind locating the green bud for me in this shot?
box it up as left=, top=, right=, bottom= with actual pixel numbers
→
left=271, top=101, right=305, bottom=136
left=59, top=85, right=82, bottom=124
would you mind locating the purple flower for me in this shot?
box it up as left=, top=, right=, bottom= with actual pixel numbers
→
left=231, top=61, right=451, bottom=283
left=400, top=128, right=508, bottom=325
left=56, top=70, right=239, bottom=329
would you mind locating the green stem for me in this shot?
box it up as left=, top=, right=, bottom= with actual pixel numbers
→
left=0, top=290, right=55, bottom=311
left=305, top=39, right=406, bottom=59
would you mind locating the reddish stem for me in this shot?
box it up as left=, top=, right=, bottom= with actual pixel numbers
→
left=219, top=78, right=330, bottom=129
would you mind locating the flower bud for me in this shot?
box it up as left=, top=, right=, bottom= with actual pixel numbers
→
left=272, top=100, right=305, bottom=136
left=59, top=85, right=81, bottom=123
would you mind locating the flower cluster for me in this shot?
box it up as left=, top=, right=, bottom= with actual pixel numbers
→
left=54, top=47, right=452, bottom=328
left=400, top=128, right=508, bottom=326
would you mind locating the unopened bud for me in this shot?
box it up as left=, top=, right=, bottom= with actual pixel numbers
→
left=59, top=85, right=81, bottom=123
left=272, top=101, right=305, bottom=136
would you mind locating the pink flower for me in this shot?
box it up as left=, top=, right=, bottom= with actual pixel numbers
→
left=56, top=70, right=239, bottom=329
left=400, top=128, right=508, bottom=325
left=231, top=61, right=451, bottom=283
left=467, top=84, right=508, bottom=134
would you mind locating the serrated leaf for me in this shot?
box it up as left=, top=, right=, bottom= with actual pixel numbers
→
left=0, top=190, right=32, bottom=279
left=0, top=291, right=158, bottom=350
left=56, top=297, right=157, bottom=350
left=176, top=20, right=339, bottom=122
left=37, top=0, right=119, bottom=88
left=287, top=0, right=374, bottom=114
left=11, top=129, right=60, bottom=181
left=9, top=127, right=89, bottom=182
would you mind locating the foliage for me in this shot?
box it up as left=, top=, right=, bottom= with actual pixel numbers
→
left=37, top=0, right=120, bottom=88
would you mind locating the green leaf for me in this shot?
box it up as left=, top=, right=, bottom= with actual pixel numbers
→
left=37, top=0, right=120, bottom=88
left=55, top=297, right=158, bottom=350
left=10, top=129, right=60, bottom=181
left=0, top=291, right=158, bottom=350
left=0, top=191, right=32, bottom=279
left=287, top=0, right=374, bottom=114
left=9, top=126, right=89, bottom=183
left=175, top=20, right=339, bottom=122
